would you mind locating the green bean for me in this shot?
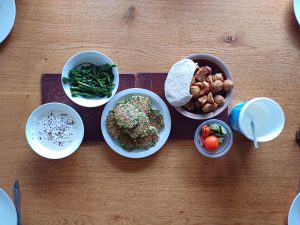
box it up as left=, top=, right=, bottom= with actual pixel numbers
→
left=63, top=63, right=116, bottom=98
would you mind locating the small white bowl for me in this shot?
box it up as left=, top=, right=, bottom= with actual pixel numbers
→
left=101, top=88, right=171, bottom=158
left=61, top=50, right=119, bottom=107
left=194, top=119, right=233, bottom=158
left=289, top=193, right=300, bottom=225
left=25, top=102, right=84, bottom=159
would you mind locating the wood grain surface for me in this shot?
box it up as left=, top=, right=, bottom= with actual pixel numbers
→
left=0, top=0, right=299, bottom=224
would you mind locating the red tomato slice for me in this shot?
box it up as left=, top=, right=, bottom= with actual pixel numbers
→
left=204, top=136, right=219, bottom=151
left=201, top=125, right=211, bottom=139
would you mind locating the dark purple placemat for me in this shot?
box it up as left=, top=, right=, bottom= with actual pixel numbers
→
left=136, top=73, right=228, bottom=139
left=41, top=73, right=228, bottom=141
left=41, top=74, right=135, bottom=142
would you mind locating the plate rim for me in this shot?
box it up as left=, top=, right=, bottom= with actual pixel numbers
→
left=288, top=193, right=300, bottom=224
left=101, top=88, right=171, bottom=158
left=294, top=0, right=300, bottom=26
left=0, top=0, right=16, bottom=44
left=0, top=188, right=17, bottom=225
left=25, top=102, right=84, bottom=159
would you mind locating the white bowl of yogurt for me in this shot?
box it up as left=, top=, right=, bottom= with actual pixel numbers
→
left=25, top=102, right=84, bottom=159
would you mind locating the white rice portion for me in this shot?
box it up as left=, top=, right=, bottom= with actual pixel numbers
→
left=165, top=59, right=196, bottom=107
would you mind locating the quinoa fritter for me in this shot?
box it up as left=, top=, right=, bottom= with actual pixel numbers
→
left=128, top=112, right=150, bottom=139
left=136, top=126, right=159, bottom=149
left=106, top=110, right=123, bottom=138
left=127, top=95, right=151, bottom=115
left=106, top=95, right=164, bottom=150
left=117, top=133, right=137, bottom=150
left=148, top=109, right=164, bottom=130
left=114, top=102, right=140, bottom=128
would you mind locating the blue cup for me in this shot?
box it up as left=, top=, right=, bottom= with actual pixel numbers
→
left=229, top=98, right=285, bottom=142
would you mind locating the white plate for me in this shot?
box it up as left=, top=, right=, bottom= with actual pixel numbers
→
left=25, top=103, right=84, bottom=159
left=294, top=0, right=300, bottom=25
left=0, top=188, right=17, bottom=225
left=289, top=193, right=300, bottom=225
left=101, top=88, right=171, bottom=158
left=0, top=0, right=16, bottom=43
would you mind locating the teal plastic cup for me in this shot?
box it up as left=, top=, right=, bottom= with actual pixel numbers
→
left=229, top=98, right=285, bottom=142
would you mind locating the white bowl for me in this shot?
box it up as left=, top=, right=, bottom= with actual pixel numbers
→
left=101, top=88, right=171, bottom=158
left=174, top=53, right=233, bottom=120
left=289, top=193, right=300, bottom=225
left=25, top=103, right=84, bottom=159
left=294, top=0, right=300, bottom=26
left=61, top=50, right=119, bottom=107
left=0, top=0, right=16, bottom=43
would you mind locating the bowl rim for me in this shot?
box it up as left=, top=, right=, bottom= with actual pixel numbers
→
left=288, top=192, right=300, bottom=224
left=175, top=53, right=233, bottom=120
left=0, top=0, right=16, bottom=44
left=61, top=50, right=119, bottom=108
left=25, top=102, right=84, bottom=159
left=294, top=0, right=300, bottom=26
left=194, top=119, right=233, bottom=158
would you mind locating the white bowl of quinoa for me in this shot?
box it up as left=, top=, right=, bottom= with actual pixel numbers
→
left=25, top=102, right=84, bottom=159
left=101, top=88, right=171, bottom=158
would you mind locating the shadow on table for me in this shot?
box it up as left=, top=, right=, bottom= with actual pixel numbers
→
left=234, top=134, right=254, bottom=163
left=196, top=134, right=253, bottom=181
left=191, top=133, right=254, bottom=200
left=0, top=31, right=14, bottom=52
left=104, top=145, right=159, bottom=172
left=286, top=3, right=300, bottom=50
left=26, top=153, right=84, bottom=194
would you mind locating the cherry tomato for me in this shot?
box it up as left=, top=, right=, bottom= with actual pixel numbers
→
left=204, top=135, right=219, bottom=151
left=201, top=125, right=211, bottom=138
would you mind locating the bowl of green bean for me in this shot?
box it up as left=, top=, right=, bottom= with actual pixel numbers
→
left=61, top=50, right=119, bottom=107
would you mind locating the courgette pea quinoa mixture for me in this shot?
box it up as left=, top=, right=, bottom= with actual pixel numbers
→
left=106, top=95, right=164, bottom=150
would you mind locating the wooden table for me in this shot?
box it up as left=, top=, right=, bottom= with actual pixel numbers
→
left=0, top=0, right=299, bottom=224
